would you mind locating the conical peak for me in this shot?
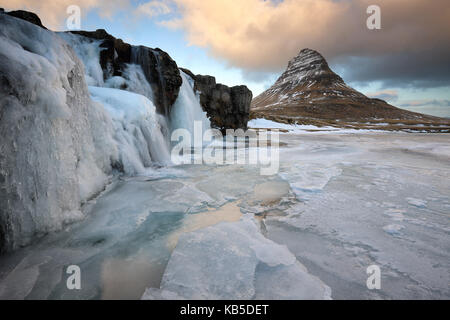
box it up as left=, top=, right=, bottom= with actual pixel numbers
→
left=286, top=48, right=329, bottom=71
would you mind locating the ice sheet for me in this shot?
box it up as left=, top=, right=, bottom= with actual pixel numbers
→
left=142, top=217, right=331, bottom=300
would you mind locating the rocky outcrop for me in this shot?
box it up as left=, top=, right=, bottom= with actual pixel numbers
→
left=131, top=46, right=182, bottom=116
left=69, top=30, right=182, bottom=115
left=181, top=68, right=252, bottom=131
left=5, top=9, right=47, bottom=29
left=70, top=29, right=131, bottom=78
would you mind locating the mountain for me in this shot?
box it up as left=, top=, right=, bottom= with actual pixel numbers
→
left=251, top=49, right=447, bottom=128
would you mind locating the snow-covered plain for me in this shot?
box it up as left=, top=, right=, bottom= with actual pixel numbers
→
left=0, top=130, right=448, bottom=299
left=248, top=118, right=387, bottom=134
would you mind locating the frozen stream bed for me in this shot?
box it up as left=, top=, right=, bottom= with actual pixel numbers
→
left=0, top=132, right=449, bottom=299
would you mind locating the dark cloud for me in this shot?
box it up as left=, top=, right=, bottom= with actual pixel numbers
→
left=331, top=48, right=450, bottom=89
left=166, top=0, right=450, bottom=90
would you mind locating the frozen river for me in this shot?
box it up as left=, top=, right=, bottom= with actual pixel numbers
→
left=0, top=131, right=449, bottom=299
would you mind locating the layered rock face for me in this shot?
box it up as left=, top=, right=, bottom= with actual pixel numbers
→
left=181, top=68, right=252, bottom=131
left=252, top=48, right=430, bottom=120
left=69, top=30, right=182, bottom=116
left=131, top=46, right=182, bottom=116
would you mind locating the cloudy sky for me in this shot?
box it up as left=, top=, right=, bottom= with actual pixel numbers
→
left=2, top=0, right=449, bottom=117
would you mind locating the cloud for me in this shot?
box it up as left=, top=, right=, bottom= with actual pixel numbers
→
left=3, top=0, right=450, bottom=89
left=399, top=99, right=450, bottom=108
left=135, top=1, right=172, bottom=18
left=334, top=51, right=450, bottom=89
left=157, top=18, right=182, bottom=29
left=367, top=90, right=398, bottom=101
left=240, top=69, right=276, bottom=83
left=160, top=0, right=450, bottom=88
left=0, top=0, right=130, bottom=30
left=398, top=99, right=450, bottom=117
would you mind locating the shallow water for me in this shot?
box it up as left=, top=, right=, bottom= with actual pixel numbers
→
left=0, top=132, right=449, bottom=299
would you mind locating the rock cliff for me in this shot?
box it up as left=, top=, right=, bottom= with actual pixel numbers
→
left=181, top=68, right=252, bottom=131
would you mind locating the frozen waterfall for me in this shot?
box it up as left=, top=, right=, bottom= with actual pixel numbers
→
left=170, top=71, right=211, bottom=137
left=60, top=32, right=172, bottom=171
left=89, top=86, right=171, bottom=171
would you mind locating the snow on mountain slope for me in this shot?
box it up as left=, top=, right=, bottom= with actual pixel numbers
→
left=252, top=49, right=363, bottom=110
left=251, top=49, right=433, bottom=121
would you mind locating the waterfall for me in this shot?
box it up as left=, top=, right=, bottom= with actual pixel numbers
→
left=131, top=46, right=170, bottom=116
left=60, top=33, right=212, bottom=170
left=170, top=70, right=211, bottom=137
left=58, top=32, right=105, bottom=86
left=60, top=33, right=172, bottom=172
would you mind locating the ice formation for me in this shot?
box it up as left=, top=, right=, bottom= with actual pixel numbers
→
left=170, top=71, right=211, bottom=136
left=0, top=14, right=118, bottom=251
left=89, top=86, right=171, bottom=170
left=142, top=217, right=331, bottom=300
left=0, top=14, right=173, bottom=251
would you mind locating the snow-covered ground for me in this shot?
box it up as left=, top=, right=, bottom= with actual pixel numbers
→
left=0, top=130, right=448, bottom=299
left=248, top=118, right=450, bottom=134
left=248, top=118, right=387, bottom=134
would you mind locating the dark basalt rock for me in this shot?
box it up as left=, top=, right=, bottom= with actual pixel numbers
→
left=68, top=30, right=182, bottom=115
left=181, top=68, right=252, bottom=131
left=70, top=29, right=114, bottom=41
left=98, top=38, right=131, bottom=78
left=70, top=29, right=132, bottom=79
left=4, top=9, right=47, bottom=29
left=132, top=46, right=182, bottom=116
